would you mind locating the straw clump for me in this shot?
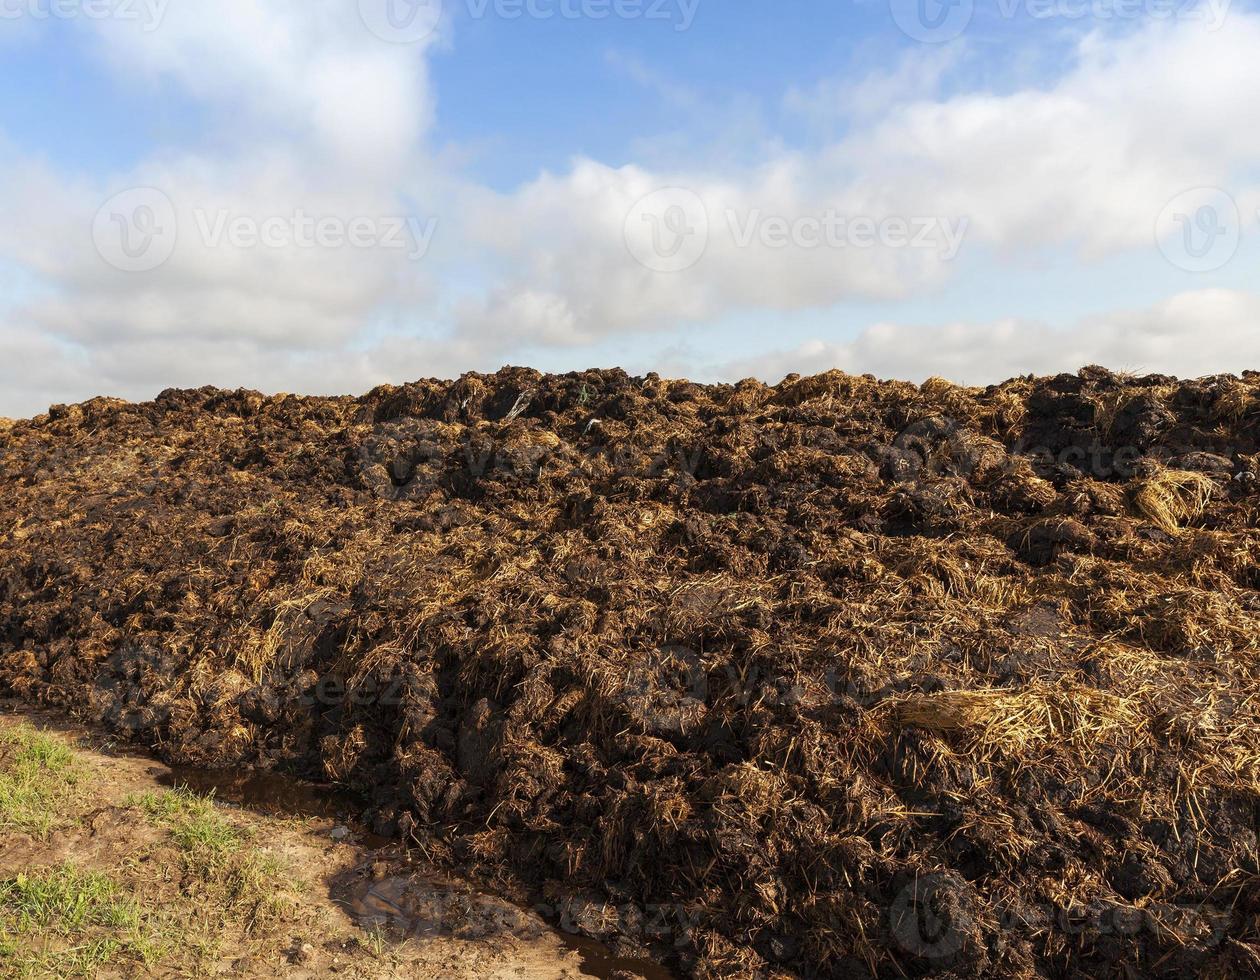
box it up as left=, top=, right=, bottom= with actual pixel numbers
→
left=1131, top=468, right=1218, bottom=534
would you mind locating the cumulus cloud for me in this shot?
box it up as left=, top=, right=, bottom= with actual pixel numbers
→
left=0, top=1, right=457, bottom=415
left=837, top=20, right=1260, bottom=256
left=455, top=17, right=1260, bottom=344
left=455, top=158, right=966, bottom=346
left=4, top=10, right=1260, bottom=417
left=86, top=1, right=435, bottom=171
left=715, top=289, right=1260, bottom=386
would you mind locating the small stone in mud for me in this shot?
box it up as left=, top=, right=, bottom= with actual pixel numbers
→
left=330, top=825, right=351, bottom=841
left=288, top=941, right=317, bottom=965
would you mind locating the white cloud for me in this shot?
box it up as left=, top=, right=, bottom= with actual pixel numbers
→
left=456, top=17, right=1260, bottom=345
left=839, top=19, right=1260, bottom=255
left=455, top=157, right=963, bottom=346
left=4, top=12, right=1260, bottom=417
left=716, top=288, right=1260, bottom=385
left=0, top=1, right=458, bottom=416
left=784, top=46, right=962, bottom=124
left=86, top=1, right=435, bottom=171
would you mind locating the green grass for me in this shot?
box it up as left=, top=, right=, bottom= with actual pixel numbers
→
left=0, top=866, right=138, bottom=932
left=0, top=865, right=165, bottom=977
left=128, top=786, right=244, bottom=854
left=0, top=733, right=299, bottom=974
left=0, top=725, right=81, bottom=837
left=127, top=787, right=294, bottom=922
left=364, top=925, right=388, bottom=959
left=0, top=728, right=161, bottom=975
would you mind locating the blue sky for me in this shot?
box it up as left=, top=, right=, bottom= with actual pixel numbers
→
left=1, top=0, right=1259, bottom=416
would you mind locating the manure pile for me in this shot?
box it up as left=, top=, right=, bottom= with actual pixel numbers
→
left=1, top=366, right=1259, bottom=978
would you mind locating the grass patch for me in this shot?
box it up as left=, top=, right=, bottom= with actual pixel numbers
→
left=127, top=787, right=295, bottom=924
left=0, top=725, right=81, bottom=837
left=0, top=864, right=165, bottom=977
left=0, top=866, right=137, bottom=932
left=129, top=785, right=244, bottom=854
left=0, top=732, right=305, bottom=975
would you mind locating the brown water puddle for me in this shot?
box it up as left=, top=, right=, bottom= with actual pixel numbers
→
left=159, top=763, right=677, bottom=980
left=158, top=764, right=384, bottom=835
left=558, top=934, right=677, bottom=980
left=340, top=875, right=674, bottom=980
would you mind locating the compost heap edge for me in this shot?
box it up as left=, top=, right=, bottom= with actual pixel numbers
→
left=1, top=366, right=1258, bottom=978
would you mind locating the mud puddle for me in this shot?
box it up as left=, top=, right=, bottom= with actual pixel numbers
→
left=158, top=763, right=385, bottom=835
left=557, top=935, right=677, bottom=980
left=340, top=875, right=675, bottom=980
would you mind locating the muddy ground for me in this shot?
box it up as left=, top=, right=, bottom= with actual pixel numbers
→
left=0, top=366, right=1258, bottom=977
left=0, top=707, right=657, bottom=978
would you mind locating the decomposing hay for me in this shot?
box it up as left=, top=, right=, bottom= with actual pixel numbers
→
left=1130, top=469, right=1218, bottom=534
left=1, top=366, right=1259, bottom=978
left=887, top=682, right=1144, bottom=756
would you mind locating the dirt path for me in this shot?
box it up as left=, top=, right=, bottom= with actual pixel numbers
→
left=0, top=707, right=646, bottom=979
